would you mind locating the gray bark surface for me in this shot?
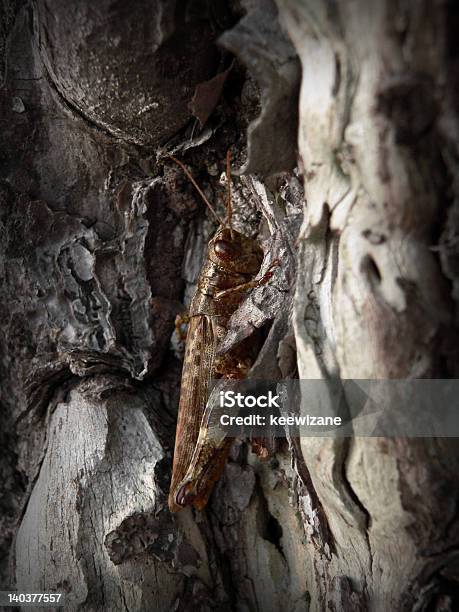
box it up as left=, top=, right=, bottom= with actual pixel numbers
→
left=277, top=1, right=459, bottom=609
left=0, top=1, right=458, bottom=611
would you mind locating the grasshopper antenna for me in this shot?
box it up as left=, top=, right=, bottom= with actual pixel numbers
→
left=168, top=154, right=224, bottom=226
left=226, top=150, right=234, bottom=239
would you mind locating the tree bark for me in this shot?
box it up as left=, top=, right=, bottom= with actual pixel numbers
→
left=1, top=1, right=458, bottom=611
left=277, top=1, right=459, bottom=609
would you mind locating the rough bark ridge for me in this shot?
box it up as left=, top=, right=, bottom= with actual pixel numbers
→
left=0, top=0, right=458, bottom=611
left=277, top=0, right=459, bottom=609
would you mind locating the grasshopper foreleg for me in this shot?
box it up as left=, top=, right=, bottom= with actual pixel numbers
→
left=214, top=259, right=279, bottom=300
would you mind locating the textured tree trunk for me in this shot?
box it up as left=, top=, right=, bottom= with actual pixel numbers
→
left=1, top=1, right=458, bottom=611
left=276, top=2, right=459, bottom=610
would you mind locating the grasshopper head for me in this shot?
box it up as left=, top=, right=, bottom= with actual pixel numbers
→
left=209, top=227, right=263, bottom=275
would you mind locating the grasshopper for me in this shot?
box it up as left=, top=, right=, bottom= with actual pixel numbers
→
left=168, top=153, right=273, bottom=512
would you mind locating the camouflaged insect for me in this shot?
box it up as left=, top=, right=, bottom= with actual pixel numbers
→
left=168, top=154, right=267, bottom=512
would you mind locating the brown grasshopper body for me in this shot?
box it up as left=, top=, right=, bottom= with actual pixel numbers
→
left=168, top=225, right=264, bottom=512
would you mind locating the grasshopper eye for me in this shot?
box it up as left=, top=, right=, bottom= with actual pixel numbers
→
left=214, top=239, right=237, bottom=259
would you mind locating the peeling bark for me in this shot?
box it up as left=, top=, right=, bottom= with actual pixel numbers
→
left=277, top=0, right=459, bottom=609
left=1, top=1, right=458, bottom=611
